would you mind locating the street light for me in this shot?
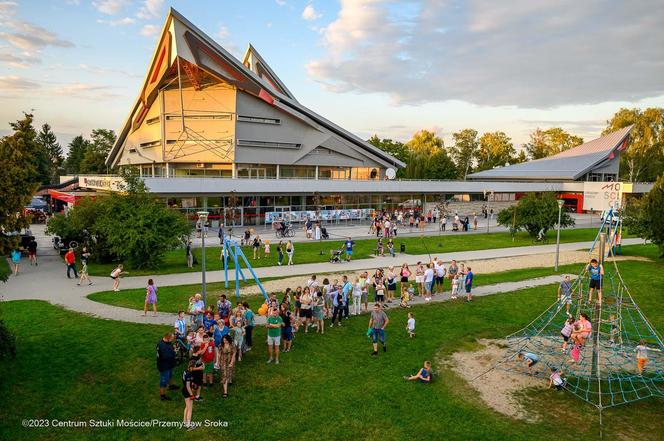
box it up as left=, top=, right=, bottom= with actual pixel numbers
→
left=554, top=199, right=564, bottom=271
left=197, top=211, right=209, bottom=304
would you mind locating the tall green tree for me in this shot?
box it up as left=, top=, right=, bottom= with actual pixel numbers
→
left=477, top=131, right=516, bottom=171
left=624, top=175, right=664, bottom=256
left=399, top=130, right=456, bottom=179
left=525, top=127, right=584, bottom=159
left=449, top=128, right=479, bottom=179
left=64, top=135, right=91, bottom=174
left=497, top=193, right=575, bottom=237
left=603, top=107, right=664, bottom=182
left=367, top=135, right=408, bottom=178
left=80, top=129, right=116, bottom=174
left=36, top=123, right=64, bottom=184
left=0, top=113, right=41, bottom=260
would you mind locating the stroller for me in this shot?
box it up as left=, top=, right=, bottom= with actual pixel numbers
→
left=321, top=226, right=330, bottom=240
left=329, top=248, right=343, bottom=263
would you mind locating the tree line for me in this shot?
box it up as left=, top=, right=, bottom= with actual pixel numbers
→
left=369, top=107, right=664, bottom=182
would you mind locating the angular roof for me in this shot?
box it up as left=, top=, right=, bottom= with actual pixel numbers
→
left=106, top=8, right=404, bottom=169
left=467, top=126, right=633, bottom=181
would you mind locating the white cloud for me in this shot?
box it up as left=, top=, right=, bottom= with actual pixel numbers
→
left=308, top=0, right=664, bottom=108
left=213, top=24, right=240, bottom=58
left=302, top=4, right=321, bottom=21
left=0, top=1, right=17, bottom=20
left=215, top=25, right=230, bottom=40
left=93, top=0, right=127, bottom=15
left=136, top=0, right=164, bottom=19
left=139, top=24, right=159, bottom=38
left=0, top=75, right=40, bottom=90
left=275, top=0, right=286, bottom=6
left=97, top=16, right=135, bottom=26
left=79, top=63, right=140, bottom=78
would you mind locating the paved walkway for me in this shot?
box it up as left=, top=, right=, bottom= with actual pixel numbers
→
left=2, top=238, right=643, bottom=326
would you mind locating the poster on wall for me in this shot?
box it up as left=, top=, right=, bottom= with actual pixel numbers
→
left=264, top=209, right=373, bottom=223
left=583, top=182, right=632, bottom=211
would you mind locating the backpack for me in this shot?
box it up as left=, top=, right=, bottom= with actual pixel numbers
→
left=337, top=292, right=344, bottom=306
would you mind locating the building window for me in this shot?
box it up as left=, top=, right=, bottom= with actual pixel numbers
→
left=279, top=166, right=316, bottom=179
left=352, top=167, right=380, bottom=180
left=318, top=167, right=350, bottom=180
left=165, top=113, right=232, bottom=120
left=237, top=115, right=281, bottom=125
left=140, top=140, right=161, bottom=148
left=237, top=140, right=301, bottom=149
left=140, top=165, right=153, bottom=177
left=146, top=116, right=160, bottom=125
left=236, top=164, right=277, bottom=179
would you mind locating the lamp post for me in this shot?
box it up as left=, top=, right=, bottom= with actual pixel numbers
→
left=555, top=199, right=564, bottom=271
left=197, top=211, right=209, bottom=304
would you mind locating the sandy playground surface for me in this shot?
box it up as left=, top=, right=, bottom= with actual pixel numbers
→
left=237, top=250, right=647, bottom=296
left=448, top=339, right=543, bottom=421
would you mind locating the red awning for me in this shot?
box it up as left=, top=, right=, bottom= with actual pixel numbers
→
left=48, top=189, right=77, bottom=204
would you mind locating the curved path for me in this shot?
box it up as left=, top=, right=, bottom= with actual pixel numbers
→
left=1, top=238, right=643, bottom=326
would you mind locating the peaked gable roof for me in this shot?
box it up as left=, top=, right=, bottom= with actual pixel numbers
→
left=106, top=8, right=404, bottom=169
left=467, top=125, right=633, bottom=181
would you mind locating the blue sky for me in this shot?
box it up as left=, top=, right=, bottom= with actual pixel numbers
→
left=1, top=0, right=663, bottom=151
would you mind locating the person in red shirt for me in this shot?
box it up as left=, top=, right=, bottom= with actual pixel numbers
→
left=200, top=334, right=216, bottom=388
left=64, top=248, right=78, bottom=279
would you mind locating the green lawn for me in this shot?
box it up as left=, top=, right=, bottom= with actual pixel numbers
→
left=86, top=227, right=604, bottom=277
left=88, top=262, right=586, bottom=314
left=1, top=250, right=663, bottom=441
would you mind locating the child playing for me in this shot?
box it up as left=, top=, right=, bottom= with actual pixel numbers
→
left=517, top=351, right=539, bottom=374
left=200, top=334, right=215, bottom=389
left=404, top=361, right=431, bottom=383
left=569, top=343, right=582, bottom=364
left=560, top=317, right=574, bottom=352
left=232, top=313, right=245, bottom=362
left=636, top=339, right=661, bottom=375
left=548, top=367, right=566, bottom=390
left=608, top=315, right=619, bottom=344
left=400, top=284, right=413, bottom=308
left=263, top=240, right=270, bottom=258
left=406, top=312, right=415, bottom=338
left=451, top=273, right=460, bottom=299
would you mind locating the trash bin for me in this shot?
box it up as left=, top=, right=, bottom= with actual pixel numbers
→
left=400, top=243, right=406, bottom=253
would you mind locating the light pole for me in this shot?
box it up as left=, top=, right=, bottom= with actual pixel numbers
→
left=197, top=211, right=208, bottom=304
left=554, top=199, right=564, bottom=271
left=484, top=190, right=493, bottom=233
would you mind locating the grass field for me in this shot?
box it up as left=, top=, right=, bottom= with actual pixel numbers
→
left=87, top=262, right=585, bottom=313
left=1, top=245, right=661, bottom=441
left=86, top=227, right=603, bottom=277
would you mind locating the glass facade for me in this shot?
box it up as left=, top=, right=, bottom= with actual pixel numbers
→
left=280, top=166, right=316, bottom=179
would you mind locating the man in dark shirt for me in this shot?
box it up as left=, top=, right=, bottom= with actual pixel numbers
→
left=27, top=238, right=38, bottom=266
left=156, top=333, right=178, bottom=400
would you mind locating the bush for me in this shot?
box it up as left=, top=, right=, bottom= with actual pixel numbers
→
left=498, top=193, right=575, bottom=237
left=624, top=175, right=664, bottom=256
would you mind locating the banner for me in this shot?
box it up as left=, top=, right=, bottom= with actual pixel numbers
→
left=583, top=182, right=631, bottom=211
left=265, top=209, right=373, bottom=223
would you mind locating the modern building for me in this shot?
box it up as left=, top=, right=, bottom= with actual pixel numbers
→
left=85, top=9, right=651, bottom=226
left=467, top=126, right=632, bottom=182
left=105, top=8, right=404, bottom=181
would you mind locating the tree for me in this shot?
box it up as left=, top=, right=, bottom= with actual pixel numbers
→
left=477, top=131, right=516, bottom=171
left=399, top=130, right=457, bottom=179
left=603, top=107, right=664, bottom=182
left=624, top=175, right=664, bottom=256
left=80, top=129, right=116, bottom=174
left=525, top=127, right=584, bottom=160
left=367, top=135, right=408, bottom=178
left=64, top=135, right=91, bottom=174
left=36, top=123, right=64, bottom=184
left=450, top=128, right=479, bottom=179
left=0, top=113, right=42, bottom=260
left=423, top=149, right=458, bottom=180
left=497, top=193, right=575, bottom=237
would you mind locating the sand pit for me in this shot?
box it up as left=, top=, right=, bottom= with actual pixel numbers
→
left=236, top=251, right=647, bottom=296
left=448, top=339, right=544, bottom=421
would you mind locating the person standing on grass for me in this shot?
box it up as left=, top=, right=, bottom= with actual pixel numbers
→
left=243, top=302, right=254, bottom=351
left=399, top=263, right=411, bottom=299
left=465, top=267, right=474, bottom=302
left=143, top=278, right=158, bottom=317
left=415, top=262, right=425, bottom=297
left=182, top=360, right=198, bottom=431
left=231, top=310, right=245, bottom=362
left=406, top=312, right=416, bottom=338
left=344, top=237, right=355, bottom=261
left=423, top=263, right=434, bottom=303
left=352, top=276, right=363, bottom=316
left=186, top=241, right=193, bottom=268
left=156, top=333, right=178, bottom=401
left=369, top=303, right=390, bottom=355
left=192, top=293, right=205, bottom=328
left=330, top=285, right=344, bottom=327
left=280, top=303, right=294, bottom=352
left=299, top=287, right=314, bottom=332
left=266, top=307, right=284, bottom=364
left=447, top=260, right=458, bottom=289
left=361, top=271, right=371, bottom=312
left=200, top=334, right=216, bottom=389
left=110, top=264, right=126, bottom=292
left=313, top=291, right=325, bottom=334
left=586, top=258, right=604, bottom=304
left=219, top=335, right=235, bottom=398
left=27, top=237, right=37, bottom=266
left=277, top=241, right=284, bottom=266
left=341, top=275, right=353, bottom=318
left=386, top=267, right=398, bottom=303
left=64, top=247, right=77, bottom=279
left=557, top=275, right=573, bottom=314
left=286, top=240, right=294, bottom=265
left=217, top=294, right=232, bottom=326
left=434, top=259, right=446, bottom=295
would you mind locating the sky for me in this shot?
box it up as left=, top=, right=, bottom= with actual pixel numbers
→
left=0, top=0, right=663, bottom=152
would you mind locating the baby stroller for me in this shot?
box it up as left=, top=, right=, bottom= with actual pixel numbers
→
left=321, top=226, right=330, bottom=240
left=329, top=248, right=343, bottom=263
